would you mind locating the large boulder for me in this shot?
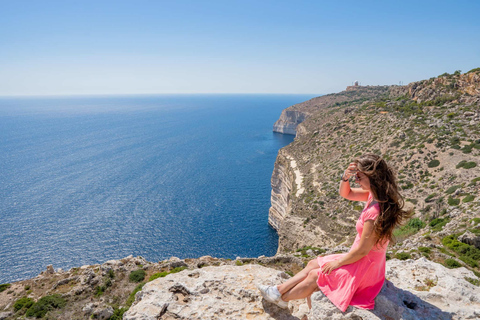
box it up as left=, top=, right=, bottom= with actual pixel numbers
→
left=458, top=230, right=480, bottom=249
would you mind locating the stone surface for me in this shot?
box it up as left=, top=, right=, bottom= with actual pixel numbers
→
left=124, top=258, right=480, bottom=320
left=458, top=230, right=480, bottom=249
left=124, top=264, right=310, bottom=320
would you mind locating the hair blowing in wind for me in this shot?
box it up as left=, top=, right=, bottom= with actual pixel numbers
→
left=354, top=153, right=413, bottom=246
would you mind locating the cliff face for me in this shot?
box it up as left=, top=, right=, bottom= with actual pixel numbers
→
left=269, top=69, right=480, bottom=269
left=268, top=150, right=294, bottom=230
left=272, top=110, right=308, bottom=135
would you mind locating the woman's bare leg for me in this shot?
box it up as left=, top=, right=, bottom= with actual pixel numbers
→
left=282, top=269, right=319, bottom=301
left=277, top=259, right=320, bottom=295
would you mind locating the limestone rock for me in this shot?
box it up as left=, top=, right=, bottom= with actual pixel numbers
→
left=92, top=305, right=114, bottom=320
left=458, top=230, right=480, bottom=249
left=124, top=264, right=309, bottom=320
left=46, top=265, right=55, bottom=274
left=0, top=312, right=13, bottom=320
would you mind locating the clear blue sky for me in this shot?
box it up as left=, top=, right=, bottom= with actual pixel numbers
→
left=0, top=0, right=479, bottom=95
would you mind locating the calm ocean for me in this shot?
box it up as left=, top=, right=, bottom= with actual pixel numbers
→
left=0, top=94, right=316, bottom=283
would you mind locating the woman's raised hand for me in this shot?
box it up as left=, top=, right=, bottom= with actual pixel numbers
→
left=343, top=162, right=358, bottom=181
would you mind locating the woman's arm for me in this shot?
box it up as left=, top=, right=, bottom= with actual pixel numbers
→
left=339, top=162, right=369, bottom=201
left=321, top=220, right=378, bottom=274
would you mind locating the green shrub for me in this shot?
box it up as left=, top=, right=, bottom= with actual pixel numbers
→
left=471, top=218, right=480, bottom=225
left=442, top=234, right=480, bottom=267
left=445, top=185, right=461, bottom=194
left=395, top=252, right=411, bottom=260
left=394, top=218, right=426, bottom=239
left=465, top=277, right=480, bottom=286
left=129, top=269, right=146, bottom=283
left=0, top=283, right=10, bottom=292
left=108, top=269, right=115, bottom=279
left=456, top=160, right=467, bottom=168
left=447, top=196, right=460, bottom=206
left=407, top=198, right=418, bottom=205
left=460, top=256, right=479, bottom=268
left=235, top=260, right=244, bottom=266
left=25, top=294, right=66, bottom=318
left=444, top=259, right=461, bottom=268
left=430, top=218, right=450, bottom=231
left=126, top=283, right=144, bottom=308
left=418, top=247, right=431, bottom=254
left=109, top=307, right=128, bottom=320
left=425, top=193, right=437, bottom=203
left=456, top=160, right=477, bottom=169
left=463, top=194, right=475, bottom=203
left=14, top=297, right=35, bottom=311
left=468, top=177, right=480, bottom=186
left=427, top=160, right=440, bottom=168
left=149, top=271, right=169, bottom=281
left=148, top=266, right=187, bottom=282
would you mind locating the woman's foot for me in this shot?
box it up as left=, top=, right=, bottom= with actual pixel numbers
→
left=256, top=284, right=289, bottom=309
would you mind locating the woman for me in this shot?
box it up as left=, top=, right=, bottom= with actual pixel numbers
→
left=257, top=153, right=411, bottom=312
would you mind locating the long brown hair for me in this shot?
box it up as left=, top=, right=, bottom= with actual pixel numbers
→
left=354, top=153, right=412, bottom=246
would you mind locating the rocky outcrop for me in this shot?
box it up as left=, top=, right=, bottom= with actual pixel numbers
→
left=458, top=230, right=480, bottom=249
left=124, top=264, right=310, bottom=320
left=125, top=258, right=480, bottom=320
left=273, top=110, right=308, bottom=135
left=310, top=257, right=480, bottom=320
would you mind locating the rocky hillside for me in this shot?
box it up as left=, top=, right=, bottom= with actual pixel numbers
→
left=269, top=68, right=480, bottom=289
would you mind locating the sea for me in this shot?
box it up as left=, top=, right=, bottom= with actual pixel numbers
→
left=0, top=94, right=317, bottom=283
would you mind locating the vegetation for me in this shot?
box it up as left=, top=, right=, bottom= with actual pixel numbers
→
left=14, top=297, right=35, bottom=312
left=444, top=258, right=461, bottom=269
left=129, top=269, right=146, bottom=283
left=0, top=283, right=11, bottom=292
left=442, top=234, right=480, bottom=267
left=465, top=277, right=480, bottom=286
left=430, top=218, right=450, bottom=231
left=456, top=160, right=477, bottom=169
left=394, top=218, right=426, bottom=239
left=427, top=160, right=440, bottom=168
left=445, top=185, right=461, bottom=194
left=109, top=307, right=128, bottom=320
left=467, top=67, right=480, bottom=74
left=126, top=283, right=145, bottom=308
left=447, top=196, right=460, bottom=206
left=148, top=266, right=187, bottom=281
left=25, top=294, right=66, bottom=318
left=395, top=252, right=411, bottom=260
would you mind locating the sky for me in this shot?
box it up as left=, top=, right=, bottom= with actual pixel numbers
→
left=0, top=0, right=479, bottom=96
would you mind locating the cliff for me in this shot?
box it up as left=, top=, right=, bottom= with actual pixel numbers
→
left=269, top=69, right=480, bottom=257
left=272, top=86, right=390, bottom=135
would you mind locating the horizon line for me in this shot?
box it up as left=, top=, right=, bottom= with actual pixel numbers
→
left=0, top=92, right=326, bottom=98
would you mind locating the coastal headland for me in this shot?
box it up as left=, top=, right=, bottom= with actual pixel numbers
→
left=1, top=69, right=480, bottom=319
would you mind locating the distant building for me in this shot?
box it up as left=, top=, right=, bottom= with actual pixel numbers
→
left=346, top=80, right=362, bottom=91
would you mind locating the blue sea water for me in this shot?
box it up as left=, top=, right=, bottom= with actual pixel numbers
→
left=0, top=94, right=316, bottom=283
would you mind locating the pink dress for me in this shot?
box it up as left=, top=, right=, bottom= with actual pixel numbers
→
left=316, top=193, right=388, bottom=312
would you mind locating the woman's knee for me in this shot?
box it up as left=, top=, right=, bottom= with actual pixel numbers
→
left=306, top=259, right=319, bottom=269
left=307, top=269, right=319, bottom=283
